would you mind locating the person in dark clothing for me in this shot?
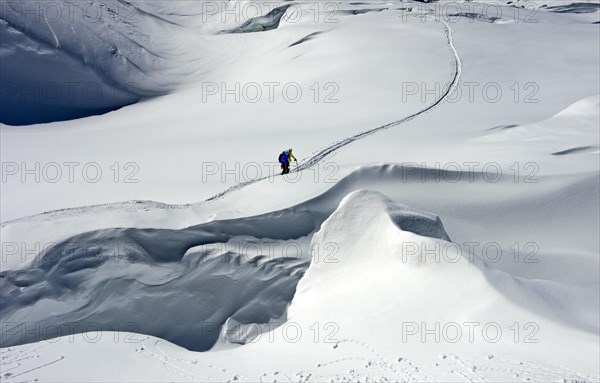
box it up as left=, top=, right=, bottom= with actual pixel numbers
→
left=278, top=148, right=297, bottom=175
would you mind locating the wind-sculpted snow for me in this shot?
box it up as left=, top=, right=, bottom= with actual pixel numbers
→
left=0, top=188, right=598, bottom=380
left=0, top=1, right=598, bottom=379
left=0, top=216, right=315, bottom=350
left=340, top=8, right=387, bottom=16
left=0, top=187, right=454, bottom=350
left=223, top=5, right=290, bottom=33
left=288, top=31, right=325, bottom=47
left=449, top=12, right=502, bottom=23
left=552, top=145, right=599, bottom=155
left=547, top=3, right=600, bottom=14
left=289, top=190, right=599, bottom=335
left=3, top=173, right=598, bottom=351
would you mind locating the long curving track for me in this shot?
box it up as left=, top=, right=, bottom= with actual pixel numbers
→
left=206, top=17, right=463, bottom=201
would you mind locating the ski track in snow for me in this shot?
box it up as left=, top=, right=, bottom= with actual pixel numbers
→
left=206, top=16, right=463, bottom=202
left=0, top=344, right=65, bottom=382
left=0, top=11, right=462, bottom=226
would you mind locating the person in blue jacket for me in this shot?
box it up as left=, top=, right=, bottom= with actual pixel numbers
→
left=278, top=148, right=297, bottom=175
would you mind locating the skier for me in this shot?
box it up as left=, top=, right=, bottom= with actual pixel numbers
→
left=278, top=148, right=297, bottom=175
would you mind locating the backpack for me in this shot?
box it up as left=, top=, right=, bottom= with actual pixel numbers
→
left=278, top=151, right=287, bottom=164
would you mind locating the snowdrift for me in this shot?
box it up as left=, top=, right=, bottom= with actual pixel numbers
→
left=2, top=189, right=597, bottom=355
left=292, top=188, right=599, bottom=326
left=0, top=189, right=455, bottom=350
left=1, top=187, right=452, bottom=351
left=2, top=189, right=598, bottom=381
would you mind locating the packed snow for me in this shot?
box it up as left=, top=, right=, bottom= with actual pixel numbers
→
left=1, top=0, right=599, bottom=382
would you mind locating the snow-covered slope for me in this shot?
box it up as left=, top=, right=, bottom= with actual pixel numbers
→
left=1, top=0, right=599, bottom=381
left=0, top=1, right=297, bottom=124
left=2, top=0, right=599, bottom=221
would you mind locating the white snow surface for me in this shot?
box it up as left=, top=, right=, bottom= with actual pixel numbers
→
left=1, top=1, right=599, bottom=382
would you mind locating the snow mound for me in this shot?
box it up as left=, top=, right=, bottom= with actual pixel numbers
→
left=0, top=190, right=454, bottom=351
left=289, top=190, right=598, bottom=343
left=305, top=189, right=451, bottom=259
left=289, top=190, right=480, bottom=322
